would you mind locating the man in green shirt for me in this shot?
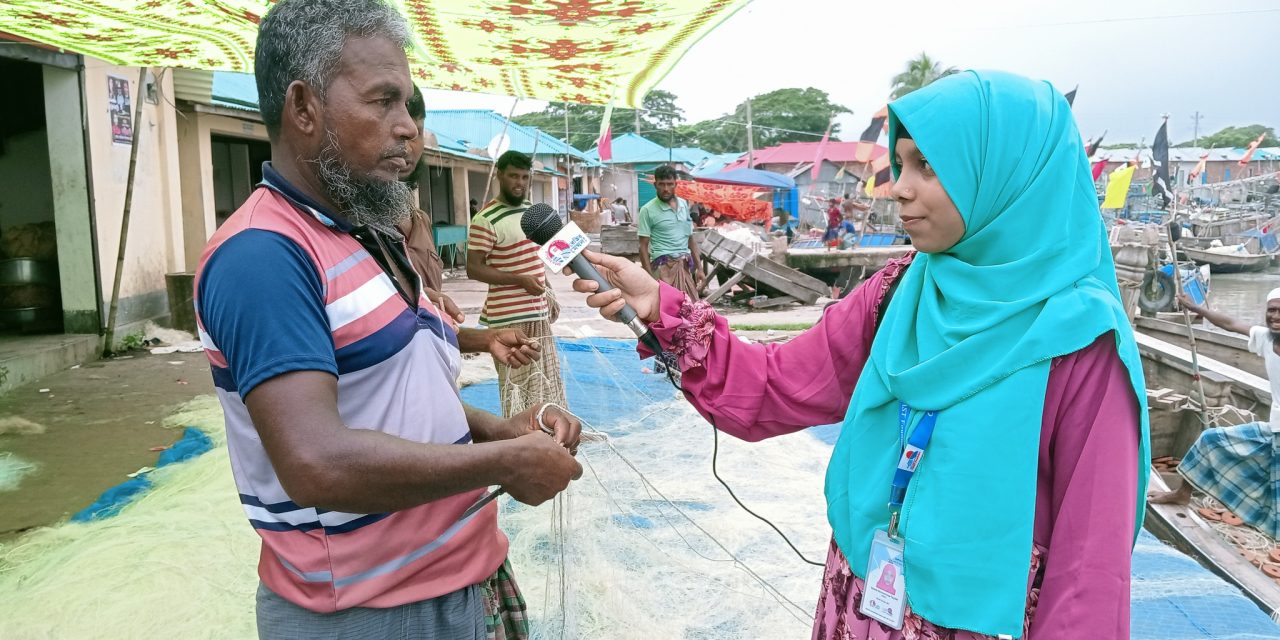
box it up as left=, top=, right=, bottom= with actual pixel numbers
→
left=637, top=165, right=703, bottom=298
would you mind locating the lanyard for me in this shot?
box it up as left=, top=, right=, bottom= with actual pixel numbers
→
left=887, top=402, right=938, bottom=539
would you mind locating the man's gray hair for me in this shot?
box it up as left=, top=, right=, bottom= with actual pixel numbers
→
left=255, top=0, right=411, bottom=137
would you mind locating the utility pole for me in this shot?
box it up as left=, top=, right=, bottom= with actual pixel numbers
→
left=1190, top=111, right=1204, bottom=148
left=564, top=103, right=572, bottom=217
left=635, top=108, right=641, bottom=136
left=745, top=97, right=755, bottom=169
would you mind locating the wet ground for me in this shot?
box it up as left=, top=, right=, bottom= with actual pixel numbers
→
left=0, top=351, right=210, bottom=541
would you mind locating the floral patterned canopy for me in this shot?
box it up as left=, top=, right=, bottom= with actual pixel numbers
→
left=0, top=0, right=748, bottom=107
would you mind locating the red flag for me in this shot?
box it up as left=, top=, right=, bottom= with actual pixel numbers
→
left=595, top=102, right=615, bottom=162
left=1091, top=159, right=1107, bottom=181
left=1239, top=133, right=1267, bottom=166
left=1188, top=153, right=1209, bottom=182
left=597, top=123, right=613, bottom=162
left=811, top=119, right=833, bottom=181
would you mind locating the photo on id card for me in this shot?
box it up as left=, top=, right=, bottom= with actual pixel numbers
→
left=859, top=530, right=907, bottom=628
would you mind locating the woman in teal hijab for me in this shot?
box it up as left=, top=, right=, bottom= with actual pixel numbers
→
left=569, top=70, right=1148, bottom=638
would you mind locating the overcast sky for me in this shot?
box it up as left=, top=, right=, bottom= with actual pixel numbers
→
left=422, top=0, right=1279, bottom=147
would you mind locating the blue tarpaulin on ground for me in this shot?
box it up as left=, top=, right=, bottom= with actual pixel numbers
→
left=70, top=427, right=213, bottom=522
left=469, top=338, right=1280, bottom=638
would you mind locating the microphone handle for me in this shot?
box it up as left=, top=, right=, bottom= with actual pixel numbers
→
left=566, top=254, right=664, bottom=355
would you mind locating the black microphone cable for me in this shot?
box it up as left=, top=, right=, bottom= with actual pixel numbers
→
left=654, top=350, right=825, bottom=568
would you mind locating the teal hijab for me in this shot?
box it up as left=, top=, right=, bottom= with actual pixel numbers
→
left=824, top=71, right=1149, bottom=636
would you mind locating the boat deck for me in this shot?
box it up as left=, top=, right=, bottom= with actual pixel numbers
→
left=785, top=245, right=913, bottom=272
left=1135, top=331, right=1270, bottom=407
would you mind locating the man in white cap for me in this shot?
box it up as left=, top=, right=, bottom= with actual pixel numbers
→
left=1149, top=290, right=1280, bottom=538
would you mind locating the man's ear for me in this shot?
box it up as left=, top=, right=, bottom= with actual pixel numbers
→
left=283, top=80, right=322, bottom=138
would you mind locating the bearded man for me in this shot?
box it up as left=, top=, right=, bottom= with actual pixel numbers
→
left=192, top=1, right=582, bottom=636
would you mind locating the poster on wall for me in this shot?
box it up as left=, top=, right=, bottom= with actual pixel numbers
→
left=107, top=76, right=132, bottom=145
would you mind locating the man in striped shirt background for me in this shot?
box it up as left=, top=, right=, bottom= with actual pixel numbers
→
left=467, top=151, right=568, bottom=417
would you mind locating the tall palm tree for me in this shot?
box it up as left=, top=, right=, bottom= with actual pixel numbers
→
left=890, top=53, right=959, bottom=99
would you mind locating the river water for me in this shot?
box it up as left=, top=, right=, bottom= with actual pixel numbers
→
left=1207, top=268, right=1280, bottom=322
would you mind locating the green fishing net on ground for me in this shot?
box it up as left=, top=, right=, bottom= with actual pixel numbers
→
left=1, top=349, right=830, bottom=639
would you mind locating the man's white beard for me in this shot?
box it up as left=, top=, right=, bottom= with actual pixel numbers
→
left=312, top=129, right=411, bottom=235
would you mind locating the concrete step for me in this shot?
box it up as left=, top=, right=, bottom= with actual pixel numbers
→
left=0, top=334, right=99, bottom=395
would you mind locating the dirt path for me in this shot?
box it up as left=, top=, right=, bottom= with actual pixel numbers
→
left=0, top=351, right=212, bottom=540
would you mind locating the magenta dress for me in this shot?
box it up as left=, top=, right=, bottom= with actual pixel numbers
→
left=641, top=255, right=1139, bottom=639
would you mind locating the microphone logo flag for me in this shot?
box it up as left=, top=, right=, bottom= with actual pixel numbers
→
left=537, top=221, right=590, bottom=270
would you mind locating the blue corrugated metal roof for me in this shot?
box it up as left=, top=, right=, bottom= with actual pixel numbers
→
left=585, top=133, right=712, bottom=167
left=422, top=109, right=587, bottom=160
left=692, top=152, right=746, bottom=175
left=204, top=75, right=580, bottom=166
left=670, top=146, right=715, bottom=166
left=210, top=71, right=259, bottom=112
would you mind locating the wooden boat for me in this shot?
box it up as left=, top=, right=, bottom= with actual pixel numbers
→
left=1182, top=245, right=1272, bottom=274
left=1136, top=331, right=1280, bottom=616
left=1135, top=316, right=1264, bottom=379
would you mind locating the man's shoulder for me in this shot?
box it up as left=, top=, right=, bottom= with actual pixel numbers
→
left=1248, top=325, right=1273, bottom=356
left=200, top=189, right=329, bottom=272
left=478, top=200, right=529, bottom=226
left=639, top=198, right=666, bottom=215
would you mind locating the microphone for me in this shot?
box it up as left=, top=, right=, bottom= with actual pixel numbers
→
left=521, top=203, right=665, bottom=356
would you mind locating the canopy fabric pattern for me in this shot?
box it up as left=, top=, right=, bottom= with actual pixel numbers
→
left=0, top=0, right=749, bottom=107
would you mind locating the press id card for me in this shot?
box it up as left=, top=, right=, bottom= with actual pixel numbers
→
left=859, top=529, right=907, bottom=629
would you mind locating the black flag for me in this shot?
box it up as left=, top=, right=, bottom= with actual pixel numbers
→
left=1064, top=86, right=1078, bottom=107
left=872, top=164, right=892, bottom=188
left=1086, top=130, right=1107, bottom=158
left=860, top=106, right=887, bottom=143
left=1152, top=121, right=1174, bottom=210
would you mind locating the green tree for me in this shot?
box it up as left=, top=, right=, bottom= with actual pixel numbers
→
left=890, top=53, right=958, bottom=99
left=512, top=90, right=685, bottom=150
left=1181, top=124, right=1278, bottom=148
left=676, top=87, right=850, bottom=153
left=638, top=89, right=683, bottom=132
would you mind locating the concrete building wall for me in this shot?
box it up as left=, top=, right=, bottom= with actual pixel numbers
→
left=467, top=169, right=489, bottom=210
left=43, top=66, right=99, bottom=333
left=598, top=167, right=638, bottom=213
left=82, top=63, right=184, bottom=330
left=175, top=109, right=268, bottom=271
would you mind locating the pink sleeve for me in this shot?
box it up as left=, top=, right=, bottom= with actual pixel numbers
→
left=639, top=258, right=910, bottom=442
left=1030, top=334, right=1139, bottom=638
